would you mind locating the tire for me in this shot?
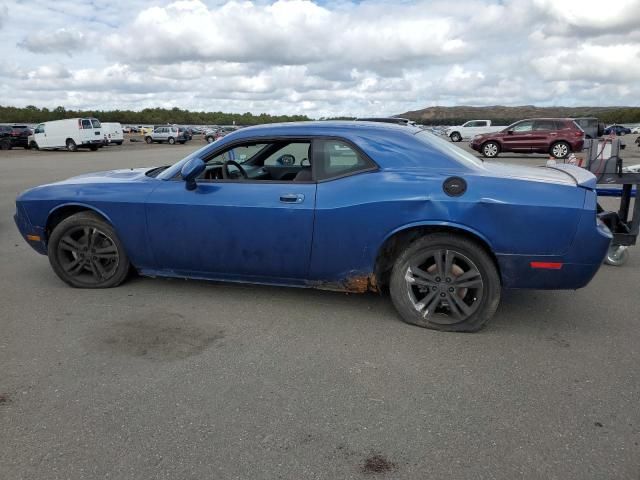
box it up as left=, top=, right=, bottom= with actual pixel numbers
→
left=450, top=132, right=462, bottom=142
left=66, top=139, right=77, bottom=152
left=481, top=141, right=500, bottom=158
left=605, top=245, right=628, bottom=266
left=550, top=141, right=570, bottom=159
left=168, top=137, right=175, bottom=145
left=116, top=141, right=123, bottom=145
left=29, top=141, right=39, bottom=150
left=0, top=139, right=11, bottom=150
left=206, top=135, right=214, bottom=144
left=389, top=233, right=501, bottom=332
left=179, top=141, right=186, bottom=144
left=48, top=212, right=131, bottom=289
left=89, top=145, right=98, bottom=151
left=145, top=136, right=153, bottom=144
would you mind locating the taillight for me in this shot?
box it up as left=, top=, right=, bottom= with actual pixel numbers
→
left=574, top=130, right=583, bottom=137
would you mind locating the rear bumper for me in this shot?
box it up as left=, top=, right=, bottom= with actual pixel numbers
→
left=497, top=206, right=611, bottom=289
left=14, top=205, right=47, bottom=255
left=497, top=255, right=604, bottom=289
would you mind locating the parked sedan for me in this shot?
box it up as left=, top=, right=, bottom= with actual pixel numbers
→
left=470, top=118, right=585, bottom=158
left=14, top=122, right=610, bottom=332
left=604, top=124, right=632, bottom=136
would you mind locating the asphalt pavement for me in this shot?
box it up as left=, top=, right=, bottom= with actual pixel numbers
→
left=1, top=139, right=639, bottom=479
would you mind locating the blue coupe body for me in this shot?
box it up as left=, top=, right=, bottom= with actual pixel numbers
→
left=15, top=121, right=611, bottom=295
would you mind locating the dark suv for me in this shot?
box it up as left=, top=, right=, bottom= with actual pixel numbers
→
left=0, top=125, right=32, bottom=150
left=470, top=118, right=584, bottom=159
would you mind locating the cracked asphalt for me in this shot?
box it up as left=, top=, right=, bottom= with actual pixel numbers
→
left=1, top=139, right=639, bottom=479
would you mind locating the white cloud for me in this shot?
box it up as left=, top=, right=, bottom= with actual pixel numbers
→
left=1, top=0, right=639, bottom=117
left=0, top=4, right=8, bottom=30
left=18, top=28, right=87, bottom=55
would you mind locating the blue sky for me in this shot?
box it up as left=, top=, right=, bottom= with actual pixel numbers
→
left=1, top=0, right=639, bottom=116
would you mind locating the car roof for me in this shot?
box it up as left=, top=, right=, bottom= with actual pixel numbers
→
left=229, top=120, right=421, bottom=139
left=518, top=118, right=574, bottom=121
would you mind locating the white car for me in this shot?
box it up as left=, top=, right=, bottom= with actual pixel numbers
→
left=445, top=120, right=507, bottom=142
left=29, top=118, right=104, bottom=151
left=101, top=122, right=124, bottom=145
left=631, top=126, right=640, bottom=134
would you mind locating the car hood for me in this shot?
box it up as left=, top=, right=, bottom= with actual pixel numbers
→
left=482, top=162, right=596, bottom=189
left=53, top=167, right=152, bottom=185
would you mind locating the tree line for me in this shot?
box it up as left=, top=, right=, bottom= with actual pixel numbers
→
left=0, top=105, right=311, bottom=126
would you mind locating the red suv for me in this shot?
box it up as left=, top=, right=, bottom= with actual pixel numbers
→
left=470, top=118, right=584, bottom=159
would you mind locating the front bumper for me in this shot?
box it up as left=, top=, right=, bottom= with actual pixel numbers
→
left=14, top=205, right=47, bottom=255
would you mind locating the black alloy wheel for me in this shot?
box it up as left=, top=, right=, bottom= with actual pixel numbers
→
left=48, top=212, right=130, bottom=288
left=390, top=234, right=500, bottom=332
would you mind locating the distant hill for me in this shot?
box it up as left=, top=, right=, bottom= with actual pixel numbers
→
left=398, top=105, right=640, bottom=125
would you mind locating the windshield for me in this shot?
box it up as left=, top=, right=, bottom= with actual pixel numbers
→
left=415, top=130, right=484, bottom=168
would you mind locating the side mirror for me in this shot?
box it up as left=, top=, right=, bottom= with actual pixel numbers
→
left=507, top=129, right=514, bottom=135
left=181, top=157, right=206, bottom=191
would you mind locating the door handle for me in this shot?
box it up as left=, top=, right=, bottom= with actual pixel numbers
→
left=280, top=194, right=304, bottom=203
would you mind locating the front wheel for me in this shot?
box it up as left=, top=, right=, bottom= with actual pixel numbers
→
left=29, top=141, right=39, bottom=150
left=450, top=132, right=462, bottom=142
left=48, top=212, right=130, bottom=288
left=0, top=139, right=11, bottom=150
left=206, top=135, right=214, bottom=143
left=481, top=141, right=500, bottom=158
left=145, top=136, right=153, bottom=144
left=550, top=141, right=570, bottom=159
left=389, top=234, right=501, bottom=332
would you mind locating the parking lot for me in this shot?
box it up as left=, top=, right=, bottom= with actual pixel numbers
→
left=1, top=139, right=639, bottom=479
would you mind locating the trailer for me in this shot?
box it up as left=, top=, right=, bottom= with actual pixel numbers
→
left=583, top=138, right=639, bottom=266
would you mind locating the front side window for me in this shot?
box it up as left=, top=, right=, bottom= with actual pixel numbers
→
left=512, top=121, right=534, bottom=132
left=264, top=142, right=310, bottom=166
left=81, top=119, right=92, bottom=129
left=34, top=124, right=44, bottom=134
left=91, top=119, right=101, bottom=128
left=207, top=143, right=269, bottom=165
left=314, top=139, right=373, bottom=180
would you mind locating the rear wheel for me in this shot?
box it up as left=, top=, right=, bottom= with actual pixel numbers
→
left=145, top=136, right=153, bottom=144
left=550, top=141, right=570, bottom=159
left=206, top=135, right=215, bottom=143
left=389, top=234, right=501, bottom=332
left=0, top=139, right=11, bottom=150
left=66, top=139, right=77, bottom=152
left=48, top=212, right=130, bottom=288
left=450, top=132, right=462, bottom=142
left=481, top=141, right=500, bottom=158
left=89, top=145, right=98, bottom=151
left=168, top=137, right=175, bottom=145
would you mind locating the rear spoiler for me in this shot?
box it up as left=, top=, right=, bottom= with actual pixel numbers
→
left=544, top=164, right=596, bottom=189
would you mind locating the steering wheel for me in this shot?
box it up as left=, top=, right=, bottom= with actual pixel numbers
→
left=222, top=160, right=248, bottom=179
left=300, top=157, right=310, bottom=167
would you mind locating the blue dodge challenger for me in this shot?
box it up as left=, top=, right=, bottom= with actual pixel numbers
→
left=14, top=122, right=612, bottom=331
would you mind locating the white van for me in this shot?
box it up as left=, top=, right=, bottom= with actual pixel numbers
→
left=101, top=122, right=124, bottom=145
left=29, top=118, right=104, bottom=151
